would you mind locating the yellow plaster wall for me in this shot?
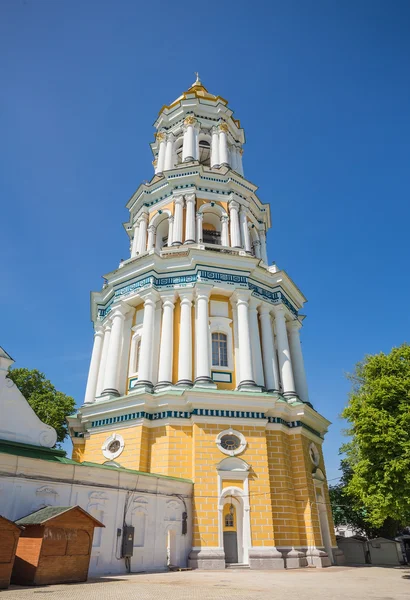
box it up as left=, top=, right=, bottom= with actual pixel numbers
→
left=149, top=202, right=174, bottom=223
left=266, top=430, right=301, bottom=547
left=80, top=426, right=149, bottom=472
left=72, top=441, right=85, bottom=463
left=149, top=425, right=193, bottom=479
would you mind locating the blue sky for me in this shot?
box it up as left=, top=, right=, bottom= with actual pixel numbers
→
left=1, top=0, right=410, bottom=481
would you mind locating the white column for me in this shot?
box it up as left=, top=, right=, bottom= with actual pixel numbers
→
left=273, top=305, right=296, bottom=399
left=211, top=126, right=220, bottom=168
left=155, top=132, right=167, bottom=174
left=136, top=292, right=158, bottom=389
left=172, top=195, right=184, bottom=245
left=136, top=213, right=148, bottom=255
left=182, top=116, right=196, bottom=162
left=96, top=322, right=111, bottom=397
left=177, top=292, right=193, bottom=386
left=231, top=304, right=241, bottom=384
left=253, top=239, right=261, bottom=259
left=287, top=320, right=309, bottom=403
left=230, top=146, right=239, bottom=172
left=240, top=207, right=252, bottom=253
left=221, top=215, right=229, bottom=247
left=102, top=305, right=129, bottom=396
left=184, top=193, right=196, bottom=244
left=219, top=123, right=229, bottom=166
left=164, top=133, right=175, bottom=171
left=167, top=215, right=174, bottom=246
left=156, top=293, right=176, bottom=388
left=84, top=325, right=104, bottom=404
left=229, top=201, right=241, bottom=248
left=233, top=290, right=256, bottom=389
left=194, top=124, right=200, bottom=161
left=147, top=225, right=156, bottom=251
left=259, top=227, right=268, bottom=264
left=131, top=222, right=139, bottom=258
left=194, top=285, right=214, bottom=385
left=259, top=304, right=279, bottom=392
left=249, top=299, right=265, bottom=388
left=196, top=211, right=203, bottom=243
left=237, top=148, right=244, bottom=176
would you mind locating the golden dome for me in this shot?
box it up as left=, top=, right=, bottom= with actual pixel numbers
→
left=158, top=73, right=228, bottom=115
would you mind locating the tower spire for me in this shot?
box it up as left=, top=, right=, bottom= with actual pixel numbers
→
left=192, top=72, right=202, bottom=87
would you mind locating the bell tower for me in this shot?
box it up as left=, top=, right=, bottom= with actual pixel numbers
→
left=69, top=77, right=342, bottom=570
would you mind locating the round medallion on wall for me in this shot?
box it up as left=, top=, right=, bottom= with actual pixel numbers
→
left=309, top=442, right=320, bottom=466
left=102, top=433, right=124, bottom=460
left=216, top=429, right=247, bottom=456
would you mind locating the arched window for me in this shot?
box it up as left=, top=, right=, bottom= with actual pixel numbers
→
left=212, top=332, right=228, bottom=367
left=199, top=140, right=211, bottom=166
left=225, top=506, right=235, bottom=528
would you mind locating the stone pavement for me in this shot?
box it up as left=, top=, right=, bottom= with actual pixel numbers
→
left=4, top=566, right=410, bottom=600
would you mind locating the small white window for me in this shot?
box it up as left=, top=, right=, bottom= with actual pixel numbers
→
left=212, top=332, right=228, bottom=367
left=216, top=429, right=247, bottom=456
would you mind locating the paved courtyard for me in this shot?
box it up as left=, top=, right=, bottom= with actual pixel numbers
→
left=3, top=566, right=410, bottom=600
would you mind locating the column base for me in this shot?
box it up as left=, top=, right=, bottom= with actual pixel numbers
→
left=184, top=156, right=194, bottom=162
left=188, top=548, right=225, bottom=570
left=278, top=548, right=308, bottom=569
left=176, top=379, right=193, bottom=388
left=171, top=241, right=182, bottom=246
left=194, top=376, right=217, bottom=389
left=237, top=380, right=261, bottom=392
left=154, top=381, right=173, bottom=391
left=131, top=380, right=154, bottom=393
left=305, top=547, right=331, bottom=568
left=248, top=547, right=284, bottom=570
left=184, top=240, right=196, bottom=245
left=100, top=388, right=120, bottom=398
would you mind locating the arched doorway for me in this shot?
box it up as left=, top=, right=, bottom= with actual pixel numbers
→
left=217, top=457, right=251, bottom=566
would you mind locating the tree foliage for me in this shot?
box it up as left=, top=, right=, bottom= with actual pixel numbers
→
left=341, top=343, right=410, bottom=530
left=8, top=368, right=76, bottom=445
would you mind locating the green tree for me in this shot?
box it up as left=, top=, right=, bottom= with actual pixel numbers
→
left=8, top=368, right=76, bottom=445
left=341, top=343, right=410, bottom=530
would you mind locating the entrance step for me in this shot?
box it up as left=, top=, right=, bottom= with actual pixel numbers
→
left=225, top=563, right=250, bottom=569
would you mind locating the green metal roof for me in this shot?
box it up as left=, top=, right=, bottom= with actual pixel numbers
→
left=0, top=439, right=192, bottom=484
left=15, top=505, right=105, bottom=527
left=15, top=506, right=74, bottom=525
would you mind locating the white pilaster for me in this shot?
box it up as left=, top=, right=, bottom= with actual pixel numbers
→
left=156, top=293, right=176, bottom=388
left=184, top=193, right=196, bottom=244
left=167, top=215, right=174, bottom=246
left=259, top=227, right=268, bottom=264
left=240, top=207, right=252, bottom=253
left=96, top=322, right=111, bottom=397
left=102, top=304, right=129, bottom=397
left=287, top=320, right=309, bottom=403
left=147, top=225, right=156, bottom=251
left=218, top=123, right=229, bottom=166
left=182, top=116, right=196, bottom=162
left=172, top=195, right=184, bottom=245
left=194, top=284, right=215, bottom=386
left=211, top=126, right=220, bottom=168
left=196, top=211, right=203, bottom=243
left=164, top=133, right=175, bottom=171
left=273, top=305, right=296, bottom=399
left=83, top=325, right=104, bottom=404
left=253, top=239, right=261, bottom=259
left=249, top=299, right=265, bottom=388
left=221, top=215, right=229, bottom=247
left=136, top=291, right=158, bottom=390
left=177, top=292, right=193, bottom=386
left=232, top=290, right=257, bottom=389
left=136, top=212, right=148, bottom=255
left=229, top=201, right=241, bottom=248
left=155, top=132, right=167, bottom=174
left=131, top=222, right=139, bottom=258
left=230, top=146, right=239, bottom=172
left=259, top=304, right=279, bottom=392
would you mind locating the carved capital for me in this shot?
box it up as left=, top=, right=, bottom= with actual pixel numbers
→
left=174, top=194, right=185, bottom=206
left=156, top=131, right=166, bottom=143
left=228, top=200, right=240, bottom=211
left=219, top=122, right=229, bottom=133
left=184, top=115, right=196, bottom=126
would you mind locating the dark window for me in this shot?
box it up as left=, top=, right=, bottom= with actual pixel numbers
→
left=199, top=140, right=211, bottom=166
left=203, top=229, right=221, bottom=245
left=220, top=434, right=241, bottom=451
left=212, top=332, right=228, bottom=367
